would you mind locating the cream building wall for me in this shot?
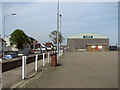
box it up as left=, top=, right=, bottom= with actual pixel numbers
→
left=5, top=35, right=18, bottom=51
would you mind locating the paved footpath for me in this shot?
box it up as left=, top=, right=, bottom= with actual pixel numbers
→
left=18, top=51, right=118, bottom=88
left=2, top=56, right=49, bottom=88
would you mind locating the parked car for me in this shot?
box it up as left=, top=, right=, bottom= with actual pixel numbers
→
left=4, top=52, right=19, bottom=60
left=109, top=46, right=117, bottom=51
left=46, top=47, right=52, bottom=51
left=40, top=43, right=47, bottom=53
left=18, top=51, right=24, bottom=56
left=41, top=47, right=47, bottom=53
left=29, top=49, right=34, bottom=54
left=32, top=49, right=41, bottom=54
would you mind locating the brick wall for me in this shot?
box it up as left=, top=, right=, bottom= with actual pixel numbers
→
left=2, top=54, right=46, bottom=72
left=67, top=38, right=109, bottom=50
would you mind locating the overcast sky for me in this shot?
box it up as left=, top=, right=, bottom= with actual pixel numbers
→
left=1, top=2, right=118, bottom=45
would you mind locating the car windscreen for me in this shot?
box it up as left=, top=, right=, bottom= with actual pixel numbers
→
left=18, top=51, right=24, bottom=53
left=6, top=53, right=13, bottom=55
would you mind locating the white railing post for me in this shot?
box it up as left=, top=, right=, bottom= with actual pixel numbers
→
left=22, top=56, right=26, bottom=79
left=43, top=53, right=45, bottom=67
left=22, top=56, right=24, bottom=79
left=35, top=55, right=38, bottom=72
left=48, top=52, right=50, bottom=64
left=0, top=59, right=2, bottom=63
left=25, top=56, right=26, bottom=78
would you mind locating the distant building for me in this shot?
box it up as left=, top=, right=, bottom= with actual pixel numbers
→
left=5, top=35, right=18, bottom=51
left=4, top=35, right=39, bottom=51
left=0, top=34, right=8, bottom=52
left=28, top=37, right=38, bottom=49
left=61, top=45, right=68, bottom=50
left=45, top=42, right=54, bottom=51
left=67, top=33, right=109, bottom=51
left=54, top=45, right=67, bottom=51
left=45, top=42, right=54, bottom=48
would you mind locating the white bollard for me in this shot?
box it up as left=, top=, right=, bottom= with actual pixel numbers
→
left=22, top=56, right=26, bottom=79
left=48, top=52, right=50, bottom=64
left=43, top=53, right=45, bottom=67
left=0, top=59, right=2, bottom=63
left=22, top=56, right=25, bottom=79
left=50, top=56, right=51, bottom=63
left=24, top=56, right=27, bottom=78
left=35, top=55, right=38, bottom=72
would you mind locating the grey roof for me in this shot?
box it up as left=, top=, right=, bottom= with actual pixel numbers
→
left=67, top=33, right=109, bottom=39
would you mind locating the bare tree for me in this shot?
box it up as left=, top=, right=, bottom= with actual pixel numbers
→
left=49, top=30, right=64, bottom=44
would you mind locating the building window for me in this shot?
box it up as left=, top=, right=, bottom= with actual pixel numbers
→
left=83, top=36, right=93, bottom=39
left=83, top=36, right=85, bottom=38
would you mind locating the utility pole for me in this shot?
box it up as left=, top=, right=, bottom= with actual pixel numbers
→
left=60, top=14, right=62, bottom=55
left=2, top=16, right=6, bottom=59
left=57, top=0, right=59, bottom=60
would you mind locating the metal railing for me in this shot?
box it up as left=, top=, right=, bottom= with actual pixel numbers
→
left=22, top=50, right=63, bottom=79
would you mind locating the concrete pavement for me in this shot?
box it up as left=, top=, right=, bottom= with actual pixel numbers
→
left=2, top=56, right=49, bottom=88
left=17, top=51, right=118, bottom=88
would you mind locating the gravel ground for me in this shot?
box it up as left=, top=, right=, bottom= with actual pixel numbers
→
left=18, top=51, right=118, bottom=88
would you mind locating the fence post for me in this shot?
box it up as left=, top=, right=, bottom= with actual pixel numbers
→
left=0, top=59, right=2, bottom=63
left=25, top=56, right=27, bottom=77
left=22, top=56, right=26, bottom=79
left=35, top=55, right=38, bottom=72
left=48, top=52, right=50, bottom=64
left=43, top=53, right=45, bottom=67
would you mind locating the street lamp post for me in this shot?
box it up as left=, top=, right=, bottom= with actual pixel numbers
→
left=57, top=0, right=59, bottom=60
left=59, top=14, right=62, bottom=55
left=2, top=13, right=16, bottom=59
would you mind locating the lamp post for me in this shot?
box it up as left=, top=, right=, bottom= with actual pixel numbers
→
left=2, top=13, right=16, bottom=59
left=59, top=14, right=62, bottom=54
left=57, top=0, right=59, bottom=60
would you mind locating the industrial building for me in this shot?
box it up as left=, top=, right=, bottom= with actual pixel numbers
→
left=67, top=33, right=109, bottom=51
